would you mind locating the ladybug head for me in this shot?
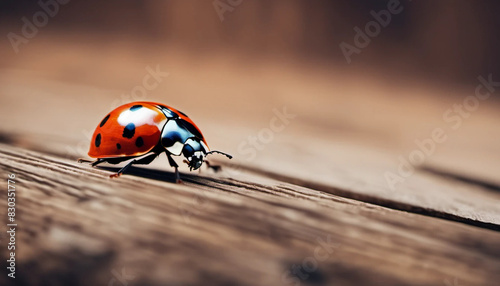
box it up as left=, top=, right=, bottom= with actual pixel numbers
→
left=181, top=140, right=205, bottom=171
left=186, top=151, right=205, bottom=171
left=182, top=139, right=232, bottom=171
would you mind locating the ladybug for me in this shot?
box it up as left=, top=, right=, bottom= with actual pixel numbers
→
left=79, top=101, right=232, bottom=182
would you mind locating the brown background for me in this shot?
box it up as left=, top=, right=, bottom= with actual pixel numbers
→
left=1, top=1, right=500, bottom=286
left=2, top=0, right=500, bottom=82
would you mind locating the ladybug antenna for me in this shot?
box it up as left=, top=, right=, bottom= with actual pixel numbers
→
left=206, top=150, right=233, bottom=159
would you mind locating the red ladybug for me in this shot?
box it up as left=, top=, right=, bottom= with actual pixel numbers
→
left=79, top=102, right=232, bottom=182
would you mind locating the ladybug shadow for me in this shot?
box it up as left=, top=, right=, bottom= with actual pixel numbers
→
left=98, top=166, right=219, bottom=186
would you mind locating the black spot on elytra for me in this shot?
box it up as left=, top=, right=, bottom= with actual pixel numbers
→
left=135, top=137, right=144, bottom=147
left=95, top=133, right=101, bottom=147
left=99, top=114, right=110, bottom=127
left=116, top=143, right=121, bottom=150
left=122, top=123, right=135, bottom=138
left=177, top=110, right=188, bottom=117
left=130, top=105, right=143, bottom=111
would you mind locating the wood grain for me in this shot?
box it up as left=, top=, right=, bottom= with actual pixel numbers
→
left=1, top=143, right=500, bottom=286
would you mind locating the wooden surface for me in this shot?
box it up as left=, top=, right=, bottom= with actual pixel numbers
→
left=2, top=143, right=500, bottom=286
left=1, top=35, right=500, bottom=286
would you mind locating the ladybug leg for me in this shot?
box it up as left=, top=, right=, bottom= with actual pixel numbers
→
left=78, top=158, right=106, bottom=167
left=92, top=158, right=107, bottom=167
left=166, top=153, right=182, bottom=184
left=110, top=153, right=158, bottom=178
left=110, top=160, right=135, bottom=178
left=204, top=160, right=222, bottom=172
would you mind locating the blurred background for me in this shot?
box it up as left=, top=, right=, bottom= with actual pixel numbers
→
left=0, top=0, right=499, bottom=182
left=2, top=0, right=500, bottom=82
left=1, top=1, right=500, bottom=285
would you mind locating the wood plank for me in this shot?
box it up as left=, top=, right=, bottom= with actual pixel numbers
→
left=1, top=143, right=500, bottom=286
left=2, top=71, right=500, bottom=230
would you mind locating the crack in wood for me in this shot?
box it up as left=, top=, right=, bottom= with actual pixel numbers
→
left=224, top=163, right=500, bottom=232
